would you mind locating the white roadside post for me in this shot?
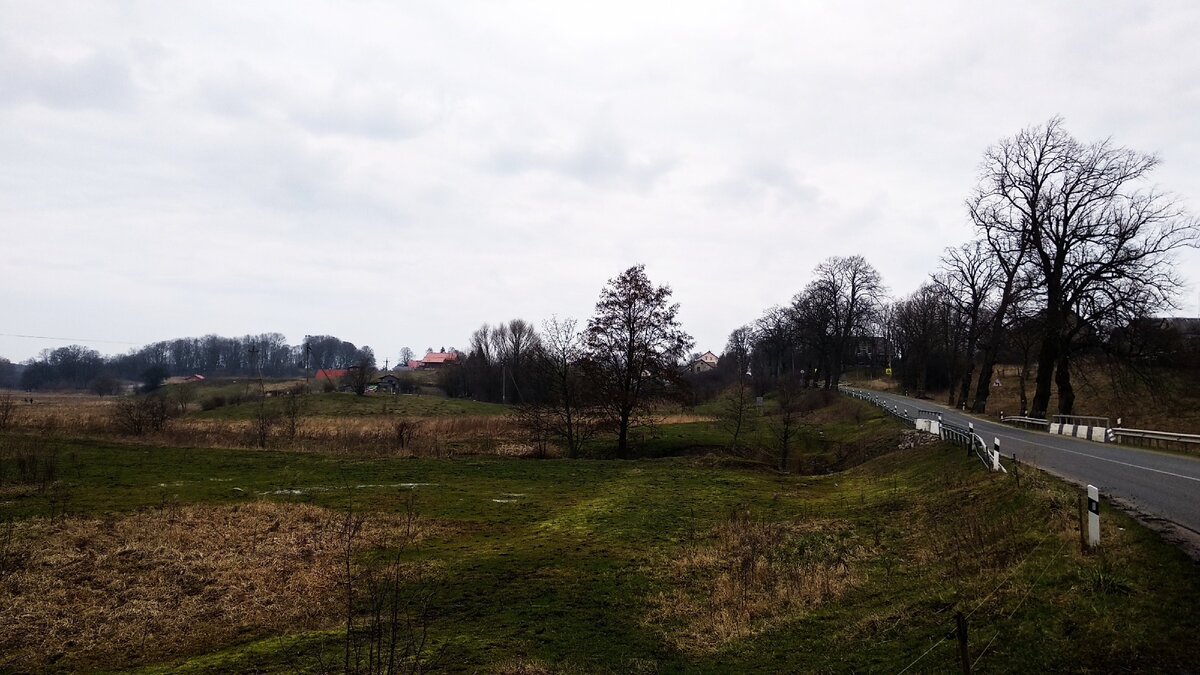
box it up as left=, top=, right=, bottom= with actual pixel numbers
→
left=968, top=422, right=975, bottom=456
left=1087, top=485, right=1100, bottom=548
left=992, top=437, right=1002, bottom=471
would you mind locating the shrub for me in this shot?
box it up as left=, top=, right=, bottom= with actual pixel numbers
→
left=199, top=395, right=227, bottom=411
left=111, top=395, right=173, bottom=435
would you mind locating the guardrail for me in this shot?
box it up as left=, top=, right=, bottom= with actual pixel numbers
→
left=1111, top=427, right=1200, bottom=450
left=999, top=415, right=1049, bottom=430
left=841, top=386, right=1004, bottom=472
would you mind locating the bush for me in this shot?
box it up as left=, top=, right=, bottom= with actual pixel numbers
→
left=200, top=395, right=227, bottom=411
left=111, top=395, right=173, bottom=435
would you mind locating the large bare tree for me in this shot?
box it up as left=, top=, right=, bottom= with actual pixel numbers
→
left=810, top=255, right=885, bottom=389
left=527, top=316, right=596, bottom=458
left=584, top=265, right=693, bottom=459
left=971, top=117, right=1196, bottom=416
left=935, top=240, right=999, bottom=408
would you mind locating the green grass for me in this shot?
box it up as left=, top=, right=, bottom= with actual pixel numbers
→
left=191, top=391, right=511, bottom=421
left=3, top=398, right=1200, bottom=673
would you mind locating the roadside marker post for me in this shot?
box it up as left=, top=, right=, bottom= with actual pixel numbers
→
left=1087, top=485, right=1100, bottom=549
left=967, top=422, right=974, bottom=456
left=991, top=437, right=1001, bottom=471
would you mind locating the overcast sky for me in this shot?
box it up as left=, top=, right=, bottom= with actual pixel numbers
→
left=2, top=1, right=1198, bottom=364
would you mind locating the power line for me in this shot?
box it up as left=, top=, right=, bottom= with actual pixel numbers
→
left=0, top=333, right=140, bottom=346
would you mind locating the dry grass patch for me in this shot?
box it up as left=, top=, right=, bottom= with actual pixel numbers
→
left=0, top=502, right=444, bottom=671
left=647, top=513, right=872, bottom=653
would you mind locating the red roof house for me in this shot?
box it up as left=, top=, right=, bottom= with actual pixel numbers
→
left=408, top=352, right=460, bottom=369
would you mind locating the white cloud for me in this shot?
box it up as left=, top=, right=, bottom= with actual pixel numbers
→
left=1, top=1, right=1198, bottom=362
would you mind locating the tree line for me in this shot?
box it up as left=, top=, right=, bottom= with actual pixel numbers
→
left=728, top=117, right=1197, bottom=419
left=12, top=334, right=376, bottom=392
left=5, top=117, right=1195, bottom=444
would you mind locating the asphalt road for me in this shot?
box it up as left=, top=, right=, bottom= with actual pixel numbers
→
left=848, top=388, right=1200, bottom=536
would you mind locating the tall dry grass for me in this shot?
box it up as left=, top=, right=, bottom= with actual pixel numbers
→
left=1, top=392, right=535, bottom=456
left=646, top=513, right=871, bottom=653
left=0, top=502, right=444, bottom=671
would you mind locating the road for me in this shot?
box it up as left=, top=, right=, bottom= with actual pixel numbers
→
left=848, top=388, right=1200, bottom=537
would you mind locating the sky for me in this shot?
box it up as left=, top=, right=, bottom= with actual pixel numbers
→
left=2, top=1, right=1198, bottom=364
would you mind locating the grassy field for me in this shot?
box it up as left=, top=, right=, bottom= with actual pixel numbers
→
left=3, top=395, right=1199, bottom=673
left=192, top=391, right=511, bottom=421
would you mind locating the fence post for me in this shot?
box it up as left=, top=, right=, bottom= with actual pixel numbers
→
left=1087, top=485, right=1100, bottom=549
left=956, top=611, right=971, bottom=674
left=1013, top=453, right=1020, bottom=487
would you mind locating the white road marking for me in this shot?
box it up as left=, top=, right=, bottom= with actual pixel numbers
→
left=866, top=391, right=1200, bottom=483
left=997, top=435, right=1200, bottom=483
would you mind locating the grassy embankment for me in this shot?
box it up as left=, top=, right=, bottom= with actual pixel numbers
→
left=2, top=394, right=1199, bottom=672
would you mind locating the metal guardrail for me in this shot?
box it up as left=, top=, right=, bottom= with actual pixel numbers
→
left=841, top=386, right=1003, bottom=472
left=1054, top=414, right=1110, bottom=428
left=1000, top=415, right=1050, bottom=430
left=1001, top=412, right=1200, bottom=451
left=1111, top=427, right=1200, bottom=448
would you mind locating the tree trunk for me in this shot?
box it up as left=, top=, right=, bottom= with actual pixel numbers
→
left=972, top=357, right=996, bottom=414
left=957, top=332, right=979, bottom=409
left=1030, top=331, right=1058, bottom=419
left=1055, top=350, right=1075, bottom=415
left=616, top=410, right=630, bottom=459
left=1018, top=348, right=1031, bottom=416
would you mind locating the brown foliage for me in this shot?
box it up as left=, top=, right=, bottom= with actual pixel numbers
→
left=647, top=513, right=870, bottom=653
left=0, top=502, right=442, bottom=671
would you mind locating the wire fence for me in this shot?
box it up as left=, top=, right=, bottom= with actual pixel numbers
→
left=840, top=386, right=1069, bottom=672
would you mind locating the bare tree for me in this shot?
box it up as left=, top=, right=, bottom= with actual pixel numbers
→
left=583, top=265, right=694, bottom=459
left=720, top=326, right=752, bottom=375
left=935, top=240, right=999, bottom=408
left=282, top=384, right=307, bottom=440
left=0, top=391, right=15, bottom=431
left=527, top=316, right=595, bottom=458
left=716, top=375, right=756, bottom=453
left=889, top=284, right=942, bottom=397
left=171, top=382, right=198, bottom=414
left=972, top=117, right=1197, bottom=416
left=350, top=357, right=376, bottom=397
left=810, top=256, right=885, bottom=388
left=768, top=377, right=804, bottom=471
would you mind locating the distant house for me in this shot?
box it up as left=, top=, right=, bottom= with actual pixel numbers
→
left=685, top=351, right=720, bottom=373
left=165, top=374, right=208, bottom=385
left=408, top=351, right=460, bottom=369
left=315, top=368, right=349, bottom=382
left=376, top=373, right=404, bottom=394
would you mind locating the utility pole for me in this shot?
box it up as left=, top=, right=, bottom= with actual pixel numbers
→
left=303, top=336, right=312, bottom=386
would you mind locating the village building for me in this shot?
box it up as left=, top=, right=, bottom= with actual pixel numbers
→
left=685, top=351, right=720, bottom=373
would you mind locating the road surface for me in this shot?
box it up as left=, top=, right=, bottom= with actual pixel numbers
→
left=848, top=388, right=1200, bottom=537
